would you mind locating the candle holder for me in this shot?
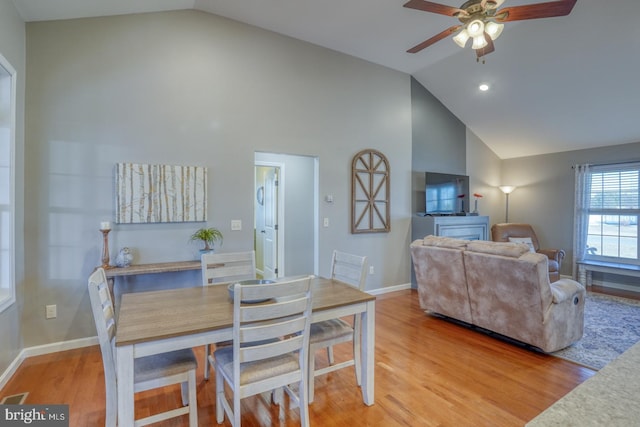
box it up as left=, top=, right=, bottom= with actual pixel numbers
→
left=100, top=228, right=113, bottom=269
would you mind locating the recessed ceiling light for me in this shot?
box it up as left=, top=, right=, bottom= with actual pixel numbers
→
left=479, top=83, right=490, bottom=91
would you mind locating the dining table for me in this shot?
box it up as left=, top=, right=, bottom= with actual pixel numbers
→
left=115, top=275, right=376, bottom=425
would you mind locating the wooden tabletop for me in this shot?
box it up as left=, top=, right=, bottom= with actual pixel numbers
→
left=116, top=276, right=375, bottom=347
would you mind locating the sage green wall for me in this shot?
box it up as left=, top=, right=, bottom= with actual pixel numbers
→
left=502, top=141, right=640, bottom=277
left=0, top=0, right=25, bottom=377
left=23, top=10, right=412, bottom=347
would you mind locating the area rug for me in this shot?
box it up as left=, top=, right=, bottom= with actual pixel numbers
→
left=551, top=292, right=640, bottom=370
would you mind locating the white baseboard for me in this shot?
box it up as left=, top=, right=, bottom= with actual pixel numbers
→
left=368, top=282, right=412, bottom=295
left=0, top=336, right=97, bottom=391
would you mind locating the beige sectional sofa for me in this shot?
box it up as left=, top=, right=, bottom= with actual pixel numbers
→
left=410, top=235, right=585, bottom=353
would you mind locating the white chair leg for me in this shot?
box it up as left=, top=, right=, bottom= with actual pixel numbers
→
left=327, top=346, right=335, bottom=365
left=233, top=393, right=241, bottom=427
left=299, top=378, right=310, bottom=427
left=204, top=344, right=211, bottom=380
left=188, top=370, right=198, bottom=427
left=308, top=346, right=316, bottom=403
left=105, top=385, right=117, bottom=427
left=180, top=381, right=189, bottom=406
left=215, top=366, right=224, bottom=424
left=354, top=324, right=362, bottom=386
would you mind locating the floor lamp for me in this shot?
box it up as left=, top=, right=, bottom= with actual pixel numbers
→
left=499, top=186, right=517, bottom=223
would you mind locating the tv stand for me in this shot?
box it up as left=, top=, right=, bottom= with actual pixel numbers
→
left=411, top=215, right=489, bottom=288
left=412, top=214, right=489, bottom=241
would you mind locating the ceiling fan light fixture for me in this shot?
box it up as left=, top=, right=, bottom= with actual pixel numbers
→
left=452, top=29, right=470, bottom=47
left=472, top=35, right=488, bottom=49
left=485, top=21, right=504, bottom=40
left=466, top=19, right=485, bottom=37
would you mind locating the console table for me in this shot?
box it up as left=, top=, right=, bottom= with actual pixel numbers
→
left=577, top=260, right=640, bottom=288
left=103, top=261, right=201, bottom=294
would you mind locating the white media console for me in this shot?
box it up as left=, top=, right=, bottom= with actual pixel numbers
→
left=411, top=214, right=490, bottom=287
left=412, top=214, right=490, bottom=241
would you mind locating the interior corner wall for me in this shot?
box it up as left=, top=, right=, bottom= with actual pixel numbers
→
left=501, top=140, right=640, bottom=278
left=410, top=77, right=466, bottom=214
left=0, top=0, right=26, bottom=377
left=465, top=129, right=503, bottom=227
left=23, top=10, right=412, bottom=347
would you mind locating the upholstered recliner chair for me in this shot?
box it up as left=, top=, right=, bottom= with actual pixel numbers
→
left=491, top=223, right=565, bottom=282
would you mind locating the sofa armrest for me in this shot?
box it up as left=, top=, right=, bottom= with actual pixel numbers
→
left=538, top=248, right=566, bottom=264
left=550, top=278, right=585, bottom=304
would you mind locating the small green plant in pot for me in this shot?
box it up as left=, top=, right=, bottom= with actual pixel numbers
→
left=190, top=227, right=223, bottom=252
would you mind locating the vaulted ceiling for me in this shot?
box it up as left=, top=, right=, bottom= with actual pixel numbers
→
left=12, top=0, right=640, bottom=159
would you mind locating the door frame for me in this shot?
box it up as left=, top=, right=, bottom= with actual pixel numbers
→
left=255, top=160, right=285, bottom=278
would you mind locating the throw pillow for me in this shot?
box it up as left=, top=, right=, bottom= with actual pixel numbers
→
left=508, top=237, right=536, bottom=253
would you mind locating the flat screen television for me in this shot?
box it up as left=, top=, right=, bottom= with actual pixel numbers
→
left=425, top=172, right=470, bottom=215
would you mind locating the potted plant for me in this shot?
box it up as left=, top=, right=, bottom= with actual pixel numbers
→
left=190, top=227, right=224, bottom=252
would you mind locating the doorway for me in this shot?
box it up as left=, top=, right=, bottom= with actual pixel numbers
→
left=255, top=164, right=281, bottom=279
left=254, top=152, right=317, bottom=278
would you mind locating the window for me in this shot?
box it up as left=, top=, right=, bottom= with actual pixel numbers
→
left=0, top=53, right=16, bottom=313
left=584, top=163, right=640, bottom=264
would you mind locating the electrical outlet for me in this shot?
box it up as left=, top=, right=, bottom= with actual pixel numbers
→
left=231, top=220, right=242, bottom=231
left=46, top=304, right=57, bottom=319
left=369, top=266, right=374, bottom=275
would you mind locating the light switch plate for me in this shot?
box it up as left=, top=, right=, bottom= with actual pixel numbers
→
left=46, top=304, right=57, bottom=319
left=231, top=220, right=242, bottom=231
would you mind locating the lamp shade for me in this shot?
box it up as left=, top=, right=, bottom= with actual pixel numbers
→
left=467, top=19, right=485, bottom=37
left=499, top=185, right=517, bottom=194
left=485, top=21, right=504, bottom=40
left=472, top=35, right=488, bottom=49
left=453, top=29, right=470, bottom=47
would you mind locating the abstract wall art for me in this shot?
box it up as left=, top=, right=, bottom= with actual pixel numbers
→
left=115, top=163, right=207, bottom=224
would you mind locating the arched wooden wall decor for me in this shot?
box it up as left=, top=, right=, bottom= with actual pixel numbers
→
left=351, top=149, right=390, bottom=233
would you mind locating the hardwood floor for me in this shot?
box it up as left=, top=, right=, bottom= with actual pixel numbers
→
left=1, top=289, right=598, bottom=426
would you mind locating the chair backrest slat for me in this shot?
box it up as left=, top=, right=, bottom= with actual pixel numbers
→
left=239, top=297, right=310, bottom=323
left=240, top=316, right=307, bottom=343
left=240, top=335, right=304, bottom=363
left=88, top=268, right=118, bottom=409
left=201, top=250, right=256, bottom=286
left=233, top=275, right=313, bottom=377
left=331, top=250, right=367, bottom=290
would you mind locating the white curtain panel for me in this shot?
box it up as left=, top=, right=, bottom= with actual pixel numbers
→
left=572, top=164, right=591, bottom=279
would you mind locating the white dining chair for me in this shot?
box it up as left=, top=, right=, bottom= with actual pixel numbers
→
left=88, top=268, right=198, bottom=427
left=201, top=250, right=256, bottom=380
left=308, top=250, right=368, bottom=402
left=214, top=275, right=314, bottom=427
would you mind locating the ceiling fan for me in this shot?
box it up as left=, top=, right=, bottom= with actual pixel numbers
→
left=403, top=0, right=577, bottom=60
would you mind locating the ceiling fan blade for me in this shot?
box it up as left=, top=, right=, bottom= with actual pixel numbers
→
left=407, top=25, right=462, bottom=54
left=475, top=33, right=495, bottom=59
left=495, top=0, right=577, bottom=22
left=403, top=0, right=465, bottom=17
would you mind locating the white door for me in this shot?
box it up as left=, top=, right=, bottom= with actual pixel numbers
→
left=256, top=166, right=279, bottom=278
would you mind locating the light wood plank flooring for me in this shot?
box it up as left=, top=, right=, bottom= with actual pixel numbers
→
left=1, top=289, right=601, bottom=426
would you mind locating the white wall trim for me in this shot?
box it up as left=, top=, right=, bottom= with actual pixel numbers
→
left=368, top=282, right=412, bottom=295
left=0, top=336, right=98, bottom=390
